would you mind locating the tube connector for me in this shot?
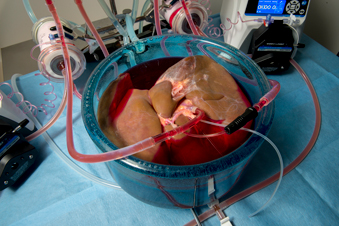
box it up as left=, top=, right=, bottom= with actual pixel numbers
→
left=224, top=107, right=258, bottom=135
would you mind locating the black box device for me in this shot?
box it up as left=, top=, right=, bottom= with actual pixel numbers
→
left=0, top=119, right=37, bottom=191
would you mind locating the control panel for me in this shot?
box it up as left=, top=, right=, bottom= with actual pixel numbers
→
left=245, top=0, right=310, bottom=17
left=220, top=0, right=311, bottom=55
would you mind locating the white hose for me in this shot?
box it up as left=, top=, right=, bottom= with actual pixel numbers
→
left=242, top=128, right=283, bottom=217
left=11, top=73, right=122, bottom=190
left=200, top=120, right=284, bottom=217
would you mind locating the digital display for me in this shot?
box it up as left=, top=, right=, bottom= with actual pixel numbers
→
left=256, top=0, right=286, bottom=14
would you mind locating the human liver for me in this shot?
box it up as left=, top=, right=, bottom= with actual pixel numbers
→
left=98, top=56, right=252, bottom=165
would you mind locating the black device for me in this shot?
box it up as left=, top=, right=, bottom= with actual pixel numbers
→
left=249, top=20, right=295, bottom=74
left=0, top=119, right=37, bottom=191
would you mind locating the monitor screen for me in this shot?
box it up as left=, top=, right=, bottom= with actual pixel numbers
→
left=256, top=0, right=286, bottom=14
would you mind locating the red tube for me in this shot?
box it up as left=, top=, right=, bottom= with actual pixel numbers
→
left=74, top=0, right=109, bottom=58
left=26, top=1, right=70, bottom=142
left=73, top=83, right=82, bottom=99
left=154, top=0, right=162, bottom=35
left=180, top=0, right=200, bottom=36
left=45, top=0, right=206, bottom=164
left=254, top=79, right=280, bottom=112
left=69, top=107, right=204, bottom=163
left=45, top=1, right=76, bottom=166
left=184, top=59, right=321, bottom=226
left=195, top=25, right=208, bottom=37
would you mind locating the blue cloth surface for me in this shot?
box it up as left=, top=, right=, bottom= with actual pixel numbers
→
left=1, top=25, right=339, bottom=226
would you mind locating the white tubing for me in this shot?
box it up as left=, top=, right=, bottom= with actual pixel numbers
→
left=97, top=0, right=130, bottom=45
left=139, top=0, right=151, bottom=34
left=11, top=74, right=122, bottom=190
left=241, top=128, right=283, bottom=217
left=131, top=0, right=139, bottom=24
left=200, top=120, right=284, bottom=217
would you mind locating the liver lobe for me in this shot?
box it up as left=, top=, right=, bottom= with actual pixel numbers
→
left=98, top=56, right=252, bottom=165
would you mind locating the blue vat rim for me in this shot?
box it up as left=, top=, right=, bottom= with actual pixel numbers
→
left=81, top=34, right=274, bottom=179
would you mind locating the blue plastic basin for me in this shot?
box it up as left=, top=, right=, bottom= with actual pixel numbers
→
left=81, top=35, right=274, bottom=208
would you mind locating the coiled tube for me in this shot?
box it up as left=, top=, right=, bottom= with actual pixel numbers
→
left=11, top=74, right=122, bottom=190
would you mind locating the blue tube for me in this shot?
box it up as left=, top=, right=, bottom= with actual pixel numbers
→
left=125, top=14, right=138, bottom=42
left=125, top=14, right=145, bottom=53
left=22, top=0, right=38, bottom=24
left=138, top=0, right=151, bottom=34
left=97, top=0, right=130, bottom=45
left=131, top=0, right=139, bottom=24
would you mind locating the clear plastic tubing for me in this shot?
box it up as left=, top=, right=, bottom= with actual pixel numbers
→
left=184, top=59, right=321, bottom=226
left=131, top=0, right=139, bottom=24
left=186, top=120, right=283, bottom=217
left=139, top=0, right=151, bottom=34
left=67, top=20, right=87, bottom=34
left=97, top=0, right=130, bottom=45
left=25, top=76, right=67, bottom=142
left=124, top=14, right=145, bottom=53
left=23, top=0, right=38, bottom=24
left=254, top=79, right=281, bottom=112
left=153, top=0, right=162, bottom=35
left=74, top=0, right=109, bottom=58
left=11, top=74, right=121, bottom=190
left=125, top=14, right=138, bottom=42
left=180, top=0, right=199, bottom=36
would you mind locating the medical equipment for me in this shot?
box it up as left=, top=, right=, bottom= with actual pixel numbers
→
left=220, top=0, right=311, bottom=54
left=81, top=35, right=275, bottom=208
left=31, top=17, right=86, bottom=82
left=158, top=0, right=208, bottom=34
left=0, top=119, right=37, bottom=191
left=250, top=20, right=297, bottom=73
left=0, top=90, right=35, bottom=132
left=0, top=0, right=320, bottom=225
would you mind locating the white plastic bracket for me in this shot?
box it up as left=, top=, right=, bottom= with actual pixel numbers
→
left=220, top=216, right=233, bottom=226
left=207, top=176, right=219, bottom=208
